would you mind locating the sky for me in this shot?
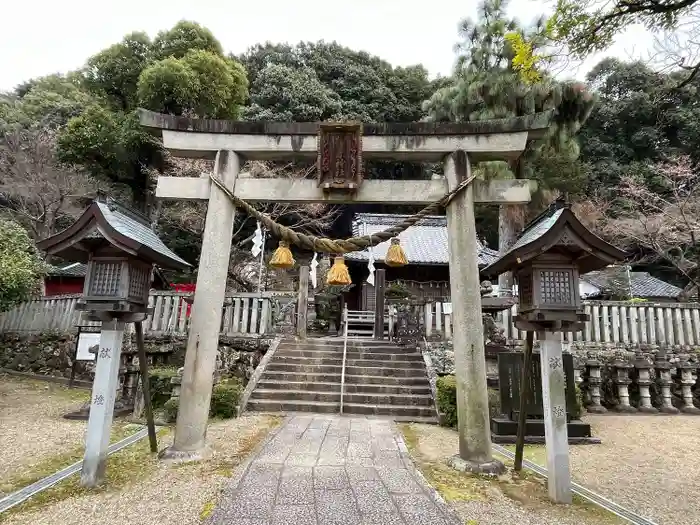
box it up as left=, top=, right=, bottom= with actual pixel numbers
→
left=0, top=0, right=652, bottom=92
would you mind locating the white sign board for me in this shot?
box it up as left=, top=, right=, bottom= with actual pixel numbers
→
left=76, top=332, right=100, bottom=361
left=442, top=302, right=453, bottom=315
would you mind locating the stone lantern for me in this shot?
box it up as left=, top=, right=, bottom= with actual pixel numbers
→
left=483, top=200, right=627, bottom=503
left=37, top=197, right=189, bottom=487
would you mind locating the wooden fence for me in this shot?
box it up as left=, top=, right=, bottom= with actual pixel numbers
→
left=0, top=291, right=284, bottom=337
left=422, top=300, right=700, bottom=349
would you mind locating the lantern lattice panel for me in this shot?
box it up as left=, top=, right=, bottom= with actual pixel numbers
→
left=129, top=265, right=150, bottom=299
left=539, top=270, right=574, bottom=305
left=88, top=262, right=122, bottom=296
left=519, top=274, right=533, bottom=307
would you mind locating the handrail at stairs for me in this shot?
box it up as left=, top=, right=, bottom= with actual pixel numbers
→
left=340, top=304, right=349, bottom=414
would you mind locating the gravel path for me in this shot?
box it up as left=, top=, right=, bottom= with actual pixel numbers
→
left=0, top=375, right=89, bottom=487
left=571, top=415, right=700, bottom=525
left=2, top=414, right=280, bottom=525
left=400, top=423, right=621, bottom=525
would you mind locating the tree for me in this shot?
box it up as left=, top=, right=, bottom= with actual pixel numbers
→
left=83, top=32, right=152, bottom=111
left=0, top=127, right=105, bottom=240
left=53, top=21, right=248, bottom=215
left=137, top=50, right=248, bottom=118
left=151, top=20, right=223, bottom=61
left=578, top=58, right=700, bottom=198
left=0, top=74, right=98, bottom=131
left=424, top=0, right=595, bottom=293
left=549, top=0, right=700, bottom=87
left=243, top=64, right=341, bottom=122
left=587, top=156, right=700, bottom=294
left=0, top=219, right=47, bottom=312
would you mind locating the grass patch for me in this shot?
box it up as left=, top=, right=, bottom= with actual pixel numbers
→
left=1, top=428, right=170, bottom=521
left=398, top=423, right=624, bottom=525
left=0, top=421, right=141, bottom=494
left=1, top=375, right=91, bottom=403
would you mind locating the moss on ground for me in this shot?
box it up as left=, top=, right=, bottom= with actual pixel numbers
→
left=0, top=428, right=170, bottom=521
left=0, top=422, right=144, bottom=495
left=398, top=424, right=624, bottom=525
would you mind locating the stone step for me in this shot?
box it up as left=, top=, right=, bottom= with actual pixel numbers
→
left=260, top=371, right=428, bottom=386
left=275, top=349, right=423, bottom=361
left=344, top=373, right=429, bottom=385
left=278, top=339, right=405, bottom=350
left=245, top=399, right=437, bottom=422
left=342, top=402, right=437, bottom=419
left=257, top=380, right=341, bottom=392
left=256, top=380, right=430, bottom=395
left=246, top=399, right=339, bottom=414
left=249, top=389, right=434, bottom=407
left=273, top=356, right=424, bottom=369
left=265, top=362, right=427, bottom=377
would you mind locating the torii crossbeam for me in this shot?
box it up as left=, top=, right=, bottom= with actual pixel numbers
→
left=140, top=108, right=551, bottom=472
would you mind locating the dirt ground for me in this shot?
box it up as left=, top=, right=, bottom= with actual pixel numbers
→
left=0, top=375, right=91, bottom=492
left=400, top=414, right=700, bottom=525
left=1, top=413, right=281, bottom=525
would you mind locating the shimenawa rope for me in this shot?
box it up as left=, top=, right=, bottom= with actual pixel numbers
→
left=209, top=173, right=476, bottom=254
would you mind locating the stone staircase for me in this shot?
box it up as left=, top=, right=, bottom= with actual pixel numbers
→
left=246, top=338, right=437, bottom=423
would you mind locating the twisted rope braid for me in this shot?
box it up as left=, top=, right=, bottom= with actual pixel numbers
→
left=209, top=173, right=476, bottom=254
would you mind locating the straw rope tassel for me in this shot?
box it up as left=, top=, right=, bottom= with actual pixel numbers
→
left=385, top=237, right=408, bottom=267
left=326, top=256, right=351, bottom=285
left=269, top=241, right=295, bottom=269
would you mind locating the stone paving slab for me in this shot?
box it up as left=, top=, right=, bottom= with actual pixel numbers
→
left=208, top=415, right=460, bottom=525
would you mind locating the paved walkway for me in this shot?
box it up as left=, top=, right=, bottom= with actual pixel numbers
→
left=208, top=415, right=460, bottom=525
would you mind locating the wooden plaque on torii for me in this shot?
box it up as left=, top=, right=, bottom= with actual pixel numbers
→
left=317, top=122, right=363, bottom=192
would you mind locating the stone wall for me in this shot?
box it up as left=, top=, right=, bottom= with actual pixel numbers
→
left=0, top=332, right=271, bottom=386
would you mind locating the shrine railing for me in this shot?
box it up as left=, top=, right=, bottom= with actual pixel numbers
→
left=419, top=300, right=700, bottom=350
left=0, top=291, right=286, bottom=337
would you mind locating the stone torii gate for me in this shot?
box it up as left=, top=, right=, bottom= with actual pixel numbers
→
left=139, top=109, right=551, bottom=471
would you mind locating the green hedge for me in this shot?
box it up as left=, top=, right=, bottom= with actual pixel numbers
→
left=209, top=378, right=243, bottom=419
left=436, top=375, right=501, bottom=428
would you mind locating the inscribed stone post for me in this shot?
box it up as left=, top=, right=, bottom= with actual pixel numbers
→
left=80, top=320, right=125, bottom=487
left=166, top=150, right=240, bottom=459
left=539, top=330, right=572, bottom=503
left=444, top=151, right=503, bottom=474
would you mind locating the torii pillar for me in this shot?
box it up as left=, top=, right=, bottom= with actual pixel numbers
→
left=139, top=109, right=548, bottom=465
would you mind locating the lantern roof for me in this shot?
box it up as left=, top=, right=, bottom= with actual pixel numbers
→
left=482, top=200, right=627, bottom=277
left=37, top=198, right=190, bottom=270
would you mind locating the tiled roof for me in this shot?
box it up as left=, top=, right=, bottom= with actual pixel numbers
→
left=47, top=262, right=87, bottom=277
left=345, top=213, right=500, bottom=266
left=96, top=200, right=189, bottom=268
left=581, top=268, right=683, bottom=299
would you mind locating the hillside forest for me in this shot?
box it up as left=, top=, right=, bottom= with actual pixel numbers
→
left=1, top=0, right=699, bottom=309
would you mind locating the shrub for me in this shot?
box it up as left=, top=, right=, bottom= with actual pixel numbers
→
left=148, top=367, right=179, bottom=408
left=436, top=375, right=501, bottom=428
left=209, top=378, right=242, bottom=419
left=163, top=398, right=179, bottom=423
left=436, top=375, right=458, bottom=428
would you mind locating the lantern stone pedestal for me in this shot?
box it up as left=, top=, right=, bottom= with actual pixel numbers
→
left=677, top=360, right=700, bottom=415
left=655, top=354, right=680, bottom=414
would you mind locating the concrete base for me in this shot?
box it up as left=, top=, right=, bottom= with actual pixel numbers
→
left=158, top=445, right=212, bottom=464
left=637, top=406, right=659, bottom=414
left=681, top=406, right=700, bottom=415
left=63, top=402, right=132, bottom=421
left=585, top=404, right=607, bottom=414
left=490, top=417, right=594, bottom=440
left=447, top=455, right=505, bottom=476
left=491, top=434, right=602, bottom=445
